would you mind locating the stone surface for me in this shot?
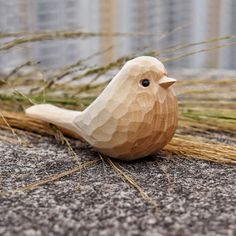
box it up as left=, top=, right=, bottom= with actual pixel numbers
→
left=0, top=129, right=236, bottom=236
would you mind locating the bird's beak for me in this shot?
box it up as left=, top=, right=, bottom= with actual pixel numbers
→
left=158, top=76, right=176, bottom=89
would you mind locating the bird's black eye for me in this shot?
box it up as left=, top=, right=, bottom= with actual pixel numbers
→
left=140, top=79, right=150, bottom=87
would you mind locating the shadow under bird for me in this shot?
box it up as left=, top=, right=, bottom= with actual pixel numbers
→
left=26, top=56, right=178, bottom=160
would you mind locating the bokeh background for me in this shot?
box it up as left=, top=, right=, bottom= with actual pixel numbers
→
left=1, top=0, right=236, bottom=71
left=0, top=3, right=236, bottom=235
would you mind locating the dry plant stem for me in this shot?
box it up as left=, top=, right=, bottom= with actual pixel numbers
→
left=0, top=30, right=174, bottom=40
left=155, top=161, right=172, bottom=194
left=0, top=28, right=192, bottom=52
left=29, top=25, right=188, bottom=89
left=0, top=26, right=191, bottom=40
left=165, top=135, right=236, bottom=164
left=51, top=126, right=81, bottom=161
left=18, top=28, right=182, bottom=91
left=98, top=153, right=109, bottom=183
left=0, top=32, right=122, bottom=51
left=2, top=61, right=37, bottom=82
left=0, top=30, right=234, bottom=54
left=163, top=41, right=236, bottom=63
left=56, top=35, right=236, bottom=84
left=57, top=129, right=84, bottom=184
left=159, top=34, right=236, bottom=55
left=1, top=160, right=98, bottom=196
left=0, top=135, right=20, bottom=145
left=37, top=63, right=85, bottom=92
left=0, top=79, right=35, bottom=105
left=106, top=157, right=158, bottom=207
left=71, top=55, right=136, bottom=82
left=0, top=30, right=183, bottom=51
left=3, top=35, right=236, bottom=91
left=71, top=51, right=156, bottom=83
left=42, top=45, right=114, bottom=90
left=0, top=111, right=22, bottom=144
left=69, top=40, right=236, bottom=83
left=1, top=110, right=236, bottom=164
left=178, top=120, right=236, bottom=136
left=0, top=110, right=82, bottom=140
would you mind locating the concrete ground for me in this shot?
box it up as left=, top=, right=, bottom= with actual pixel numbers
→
left=0, top=128, right=236, bottom=236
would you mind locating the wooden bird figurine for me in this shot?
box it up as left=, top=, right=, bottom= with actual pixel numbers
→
left=26, top=56, right=178, bottom=160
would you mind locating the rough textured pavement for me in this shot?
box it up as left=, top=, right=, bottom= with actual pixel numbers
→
left=0, top=129, right=236, bottom=236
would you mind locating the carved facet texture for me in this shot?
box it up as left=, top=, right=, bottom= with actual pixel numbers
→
left=74, top=57, right=178, bottom=160
left=26, top=56, right=178, bottom=161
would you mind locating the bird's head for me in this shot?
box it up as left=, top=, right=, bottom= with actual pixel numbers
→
left=119, top=56, right=176, bottom=104
left=90, top=56, right=177, bottom=114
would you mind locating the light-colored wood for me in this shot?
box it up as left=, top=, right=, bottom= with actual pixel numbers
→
left=26, top=56, right=178, bottom=160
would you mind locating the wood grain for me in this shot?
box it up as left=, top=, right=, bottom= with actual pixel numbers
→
left=26, top=57, right=178, bottom=160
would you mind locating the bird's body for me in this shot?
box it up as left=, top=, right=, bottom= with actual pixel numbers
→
left=26, top=56, right=178, bottom=160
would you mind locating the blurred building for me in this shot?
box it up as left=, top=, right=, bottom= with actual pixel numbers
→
left=0, top=0, right=101, bottom=70
left=0, top=0, right=28, bottom=71
left=0, top=0, right=236, bottom=71
left=28, top=0, right=101, bottom=68
left=219, top=0, right=236, bottom=69
left=28, top=0, right=80, bottom=68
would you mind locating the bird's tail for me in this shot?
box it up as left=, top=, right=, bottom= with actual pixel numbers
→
left=25, top=104, right=81, bottom=134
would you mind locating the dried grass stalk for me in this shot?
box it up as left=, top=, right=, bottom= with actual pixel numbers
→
left=1, top=110, right=236, bottom=165
left=1, top=160, right=97, bottom=196
left=164, top=134, right=236, bottom=164
left=106, top=157, right=157, bottom=207
left=0, top=110, right=82, bottom=140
